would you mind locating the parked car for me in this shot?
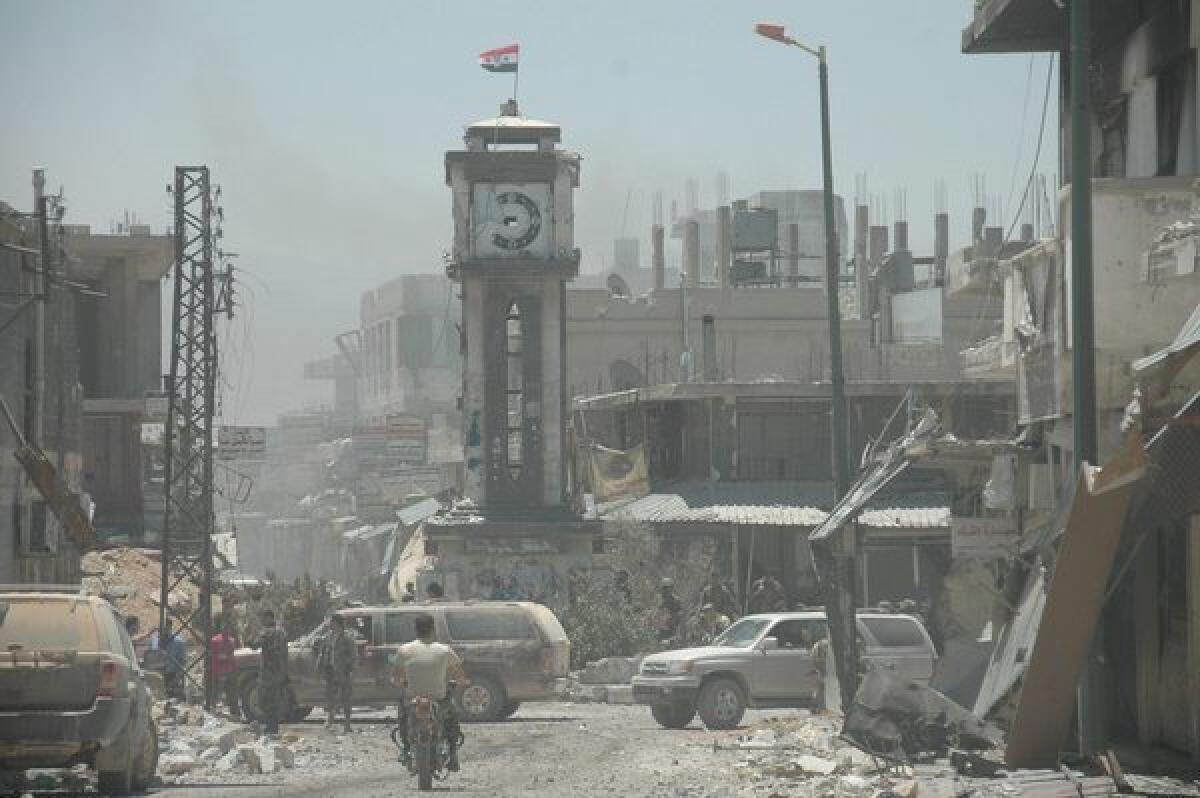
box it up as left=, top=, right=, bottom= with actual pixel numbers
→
left=632, top=610, right=938, bottom=730
left=0, top=586, right=159, bottom=794
left=235, top=600, right=570, bottom=723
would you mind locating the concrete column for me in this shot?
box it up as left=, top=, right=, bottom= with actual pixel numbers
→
left=934, top=212, right=949, bottom=286
left=984, top=226, right=1003, bottom=257
left=684, top=219, right=700, bottom=289
left=652, top=224, right=665, bottom=291
left=972, top=207, right=987, bottom=246
left=541, top=277, right=563, bottom=506
left=715, top=206, right=732, bottom=287
left=461, top=277, right=486, bottom=505
left=787, top=223, right=800, bottom=279
left=869, top=225, right=889, bottom=268
left=855, top=205, right=869, bottom=319
left=893, top=221, right=909, bottom=253
left=702, top=315, right=717, bottom=382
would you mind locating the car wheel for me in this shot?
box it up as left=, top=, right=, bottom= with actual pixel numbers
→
left=697, top=677, right=745, bottom=730
left=133, top=718, right=159, bottom=790
left=499, top=700, right=520, bottom=719
left=454, top=675, right=506, bottom=723
left=651, top=702, right=696, bottom=729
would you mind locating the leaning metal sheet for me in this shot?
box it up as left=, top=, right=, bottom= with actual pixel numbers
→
left=1004, top=440, right=1145, bottom=769
left=972, top=564, right=1047, bottom=718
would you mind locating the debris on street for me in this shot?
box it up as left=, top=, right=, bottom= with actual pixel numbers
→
left=152, top=699, right=363, bottom=786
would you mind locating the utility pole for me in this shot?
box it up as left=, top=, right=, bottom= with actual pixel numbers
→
left=818, top=47, right=850, bottom=499
left=31, top=169, right=48, bottom=451
left=160, top=166, right=233, bottom=708
left=1070, top=0, right=1099, bottom=756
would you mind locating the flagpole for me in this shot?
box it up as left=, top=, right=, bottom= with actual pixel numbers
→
left=513, top=66, right=520, bottom=109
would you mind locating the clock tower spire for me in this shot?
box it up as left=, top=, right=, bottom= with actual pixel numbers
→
left=445, top=104, right=582, bottom=511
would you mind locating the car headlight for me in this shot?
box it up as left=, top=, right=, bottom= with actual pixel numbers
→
left=665, top=660, right=694, bottom=675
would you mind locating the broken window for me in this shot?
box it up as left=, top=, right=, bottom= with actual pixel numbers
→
left=505, top=300, right=523, bottom=480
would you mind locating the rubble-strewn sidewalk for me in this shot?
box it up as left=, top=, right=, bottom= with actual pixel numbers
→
left=153, top=700, right=382, bottom=787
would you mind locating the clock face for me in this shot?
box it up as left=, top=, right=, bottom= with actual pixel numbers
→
left=471, top=183, right=551, bottom=258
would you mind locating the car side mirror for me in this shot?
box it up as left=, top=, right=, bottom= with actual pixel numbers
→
left=759, top=636, right=779, bottom=653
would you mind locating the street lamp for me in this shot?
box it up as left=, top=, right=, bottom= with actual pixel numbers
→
left=753, top=22, right=850, bottom=500
left=755, top=22, right=859, bottom=715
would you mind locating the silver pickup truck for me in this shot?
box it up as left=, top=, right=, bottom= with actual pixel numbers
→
left=632, top=610, right=937, bottom=730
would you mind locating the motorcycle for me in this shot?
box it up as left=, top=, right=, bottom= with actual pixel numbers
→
left=390, top=695, right=453, bottom=791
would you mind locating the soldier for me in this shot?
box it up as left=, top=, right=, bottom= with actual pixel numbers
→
left=321, top=614, right=356, bottom=733
left=700, top=573, right=738, bottom=620
left=696, top=603, right=732, bottom=645
left=401, top=582, right=417, bottom=603
left=655, top=579, right=683, bottom=645
left=749, top=574, right=786, bottom=614
left=248, top=609, right=289, bottom=736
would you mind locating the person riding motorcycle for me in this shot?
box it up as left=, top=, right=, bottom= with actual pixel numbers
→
left=391, top=613, right=468, bottom=772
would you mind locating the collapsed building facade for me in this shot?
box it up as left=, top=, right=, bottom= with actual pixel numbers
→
left=894, top=0, right=1200, bottom=768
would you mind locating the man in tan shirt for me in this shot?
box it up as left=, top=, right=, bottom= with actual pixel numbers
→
left=392, top=613, right=468, bottom=770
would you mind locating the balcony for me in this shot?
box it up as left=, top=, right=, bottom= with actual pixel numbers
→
left=962, top=0, right=1066, bottom=54
left=960, top=335, right=1017, bottom=379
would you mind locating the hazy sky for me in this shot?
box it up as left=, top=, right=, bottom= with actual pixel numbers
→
left=0, top=1, right=1056, bottom=425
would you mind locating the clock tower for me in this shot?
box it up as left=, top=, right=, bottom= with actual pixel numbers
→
left=446, top=102, right=581, bottom=510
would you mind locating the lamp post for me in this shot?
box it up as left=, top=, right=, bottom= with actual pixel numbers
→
left=753, top=23, right=849, bottom=499
left=755, top=23, right=858, bottom=712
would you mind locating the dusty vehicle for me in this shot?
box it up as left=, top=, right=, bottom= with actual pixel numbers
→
left=236, top=600, right=570, bottom=723
left=632, top=610, right=937, bottom=730
left=0, top=586, right=159, bottom=795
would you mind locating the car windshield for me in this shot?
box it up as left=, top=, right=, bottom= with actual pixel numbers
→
left=711, top=618, right=770, bottom=648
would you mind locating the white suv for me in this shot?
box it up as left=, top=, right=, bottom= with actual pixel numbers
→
left=632, top=611, right=937, bottom=730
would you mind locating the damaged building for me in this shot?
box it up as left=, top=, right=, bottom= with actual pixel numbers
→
left=956, top=0, right=1200, bottom=769
left=576, top=379, right=1013, bottom=618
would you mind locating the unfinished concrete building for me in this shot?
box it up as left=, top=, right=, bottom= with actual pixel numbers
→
left=65, top=224, right=172, bottom=540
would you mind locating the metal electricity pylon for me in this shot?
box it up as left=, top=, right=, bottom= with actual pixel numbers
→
left=159, top=166, right=233, bottom=707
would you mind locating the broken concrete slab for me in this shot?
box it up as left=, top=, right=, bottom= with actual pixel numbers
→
left=577, top=657, right=640, bottom=685
left=794, top=754, right=838, bottom=775
left=843, top=668, right=1002, bottom=762
left=158, top=754, right=197, bottom=775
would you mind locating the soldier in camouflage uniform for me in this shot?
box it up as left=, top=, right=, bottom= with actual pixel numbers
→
left=321, top=614, right=356, bottom=732
left=248, top=609, right=289, bottom=735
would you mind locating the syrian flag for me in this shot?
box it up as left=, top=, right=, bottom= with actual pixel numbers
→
left=479, top=43, right=519, bottom=73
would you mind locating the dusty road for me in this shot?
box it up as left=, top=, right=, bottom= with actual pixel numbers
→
left=155, top=702, right=780, bottom=797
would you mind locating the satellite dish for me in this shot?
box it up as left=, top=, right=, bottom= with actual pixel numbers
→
left=606, top=273, right=630, bottom=297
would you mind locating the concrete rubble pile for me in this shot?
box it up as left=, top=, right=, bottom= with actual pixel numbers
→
left=562, top=656, right=640, bottom=705
left=152, top=700, right=332, bottom=785
left=725, top=713, right=916, bottom=798
left=80, top=547, right=200, bottom=634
